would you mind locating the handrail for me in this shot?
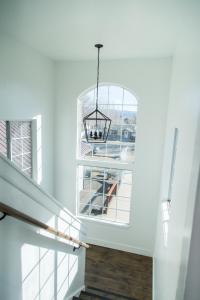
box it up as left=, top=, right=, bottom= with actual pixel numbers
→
left=0, top=154, right=86, bottom=232
left=0, top=202, right=89, bottom=249
left=0, top=153, right=86, bottom=234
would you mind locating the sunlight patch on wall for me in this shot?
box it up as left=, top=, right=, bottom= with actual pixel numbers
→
left=21, top=243, right=79, bottom=300
left=21, top=244, right=54, bottom=300
left=162, top=201, right=170, bottom=247
left=57, top=253, right=78, bottom=300
left=33, top=115, right=42, bottom=185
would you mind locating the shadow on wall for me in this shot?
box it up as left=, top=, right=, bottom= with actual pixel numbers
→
left=21, top=243, right=78, bottom=300
left=0, top=210, right=84, bottom=300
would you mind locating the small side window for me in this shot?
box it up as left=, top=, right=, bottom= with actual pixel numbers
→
left=0, top=120, right=33, bottom=177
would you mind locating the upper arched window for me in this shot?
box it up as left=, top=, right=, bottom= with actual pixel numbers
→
left=78, top=85, right=137, bottom=162
left=77, top=84, right=138, bottom=225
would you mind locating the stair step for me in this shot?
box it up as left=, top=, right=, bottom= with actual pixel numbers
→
left=79, top=291, right=112, bottom=299
left=75, top=287, right=138, bottom=300
left=87, top=286, right=137, bottom=299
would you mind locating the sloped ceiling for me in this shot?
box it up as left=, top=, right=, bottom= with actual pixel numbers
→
left=0, top=0, right=197, bottom=60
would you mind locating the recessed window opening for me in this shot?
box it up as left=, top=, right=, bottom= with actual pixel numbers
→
left=77, top=84, right=138, bottom=225
left=0, top=120, right=33, bottom=177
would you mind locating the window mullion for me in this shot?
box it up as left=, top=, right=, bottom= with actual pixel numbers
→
left=77, top=158, right=133, bottom=171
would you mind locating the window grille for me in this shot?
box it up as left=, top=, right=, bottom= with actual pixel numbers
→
left=0, top=120, right=32, bottom=177
left=77, top=85, right=137, bottom=225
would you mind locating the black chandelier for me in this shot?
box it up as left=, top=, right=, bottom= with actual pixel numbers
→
left=83, top=44, right=111, bottom=143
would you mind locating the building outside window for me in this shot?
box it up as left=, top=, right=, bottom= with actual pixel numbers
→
left=0, top=120, right=32, bottom=177
left=77, top=85, right=138, bottom=225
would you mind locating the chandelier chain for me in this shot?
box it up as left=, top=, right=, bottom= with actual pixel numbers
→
left=96, top=46, right=100, bottom=110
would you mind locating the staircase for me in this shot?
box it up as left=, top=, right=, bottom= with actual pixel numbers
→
left=0, top=154, right=87, bottom=300
left=74, top=286, right=138, bottom=299
left=0, top=154, right=152, bottom=300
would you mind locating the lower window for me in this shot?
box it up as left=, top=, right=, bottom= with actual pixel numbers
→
left=77, top=166, right=132, bottom=224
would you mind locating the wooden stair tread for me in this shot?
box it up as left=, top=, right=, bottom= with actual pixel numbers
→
left=86, top=286, right=138, bottom=300
left=73, top=286, right=138, bottom=300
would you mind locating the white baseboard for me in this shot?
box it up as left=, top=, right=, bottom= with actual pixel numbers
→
left=66, top=285, right=85, bottom=300
left=85, top=237, right=152, bottom=257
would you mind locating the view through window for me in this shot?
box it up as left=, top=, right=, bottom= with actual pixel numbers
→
left=0, top=120, right=32, bottom=177
left=77, top=85, right=137, bottom=224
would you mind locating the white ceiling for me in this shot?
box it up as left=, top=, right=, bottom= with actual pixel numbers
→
left=0, top=0, right=196, bottom=60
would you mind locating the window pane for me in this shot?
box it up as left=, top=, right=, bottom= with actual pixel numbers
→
left=12, top=154, right=23, bottom=169
left=122, top=106, right=137, bottom=125
left=21, top=121, right=31, bottom=136
left=91, top=180, right=103, bottom=193
left=95, top=86, right=108, bottom=105
left=120, top=145, right=135, bottom=162
left=108, top=105, right=123, bottom=125
left=103, top=208, right=116, bottom=222
left=123, top=89, right=137, bottom=105
left=23, top=153, right=32, bottom=170
left=121, top=125, right=136, bottom=143
left=12, top=139, right=22, bottom=156
left=120, top=170, right=133, bottom=184
left=109, top=86, right=123, bottom=105
left=106, top=144, right=121, bottom=160
left=117, top=197, right=131, bottom=211
left=90, top=205, right=103, bottom=216
left=108, top=128, right=121, bottom=142
left=83, top=179, right=90, bottom=191
left=23, top=137, right=32, bottom=153
left=78, top=165, right=132, bottom=224
left=87, top=143, right=107, bottom=160
left=23, top=168, right=32, bottom=177
left=117, top=183, right=132, bottom=198
left=79, top=166, right=91, bottom=179
left=10, top=121, right=21, bottom=138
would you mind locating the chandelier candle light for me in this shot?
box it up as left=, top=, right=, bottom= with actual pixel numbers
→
left=83, top=44, right=111, bottom=143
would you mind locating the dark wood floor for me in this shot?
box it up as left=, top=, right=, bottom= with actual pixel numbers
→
left=85, top=245, right=152, bottom=300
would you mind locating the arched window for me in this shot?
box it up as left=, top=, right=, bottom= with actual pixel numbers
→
left=77, top=84, right=137, bottom=224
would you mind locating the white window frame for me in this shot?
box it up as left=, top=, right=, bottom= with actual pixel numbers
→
left=0, top=119, right=37, bottom=179
left=76, top=84, right=137, bottom=226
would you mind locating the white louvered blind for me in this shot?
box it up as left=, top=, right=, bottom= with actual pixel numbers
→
left=0, top=120, right=32, bottom=177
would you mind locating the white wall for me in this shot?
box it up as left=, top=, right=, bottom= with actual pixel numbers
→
left=153, top=12, right=200, bottom=300
left=0, top=34, right=87, bottom=300
left=184, top=170, right=200, bottom=300
left=0, top=33, right=55, bottom=194
left=54, top=58, right=172, bottom=256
